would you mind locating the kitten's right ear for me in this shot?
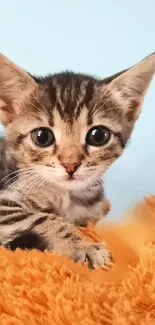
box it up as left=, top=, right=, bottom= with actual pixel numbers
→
left=107, top=53, right=155, bottom=122
left=0, top=54, right=37, bottom=125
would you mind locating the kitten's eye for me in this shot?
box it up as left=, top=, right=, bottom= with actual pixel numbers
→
left=86, top=126, right=111, bottom=147
left=31, top=127, right=55, bottom=147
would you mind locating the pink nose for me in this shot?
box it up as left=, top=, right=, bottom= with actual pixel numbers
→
left=61, top=163, right=81, bottom=176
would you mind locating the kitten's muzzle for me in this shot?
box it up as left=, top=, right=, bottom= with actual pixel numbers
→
left=61, top=162, right=81, bottom=176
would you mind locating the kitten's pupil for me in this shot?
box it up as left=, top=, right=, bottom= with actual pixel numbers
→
left=86, top=126, right=110, bottom=147
left=31, top=127, right=55, bottom=147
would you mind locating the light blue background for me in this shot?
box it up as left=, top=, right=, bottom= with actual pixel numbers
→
left=0, top=0, right=155, bottom=219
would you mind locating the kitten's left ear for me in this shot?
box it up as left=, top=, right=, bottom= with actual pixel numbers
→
left=108, top=53, right=155, bottom=121
left=0, top=53, right=37, bottom=125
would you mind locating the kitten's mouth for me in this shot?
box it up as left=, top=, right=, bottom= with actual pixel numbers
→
left=64, top=174, right=85, bottom=182
left=65, top=173, right=84, bottom=181
left=66, top=175, right=75, bottom=181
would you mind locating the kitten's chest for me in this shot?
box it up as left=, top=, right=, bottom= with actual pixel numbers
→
left=58, top=190, right=105, bottom=226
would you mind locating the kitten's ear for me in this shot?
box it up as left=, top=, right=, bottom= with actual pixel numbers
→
left=108, top=53, right=155, bottom=121
left=0, top=54, right=37, bottom=125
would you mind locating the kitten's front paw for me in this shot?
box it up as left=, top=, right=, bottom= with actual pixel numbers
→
left=73, top=242, right=112, bottom=269
left=55, top=240, right=112, bottom=270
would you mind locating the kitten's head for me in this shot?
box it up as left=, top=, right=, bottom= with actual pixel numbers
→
left=0, top=53, right=154, bottom=190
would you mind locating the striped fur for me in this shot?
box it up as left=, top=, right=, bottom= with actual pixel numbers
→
left=0, top=52, right=154, bottom=268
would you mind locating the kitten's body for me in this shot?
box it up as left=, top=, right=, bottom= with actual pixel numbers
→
left=0, top=53, right=154, bottom=268
left=0, top=143, right=105, bottom=228
left=0, top=136, right=109, bottom=268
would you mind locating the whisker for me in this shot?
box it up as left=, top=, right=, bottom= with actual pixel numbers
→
left=2, top=170, right=37, bottom=189
left=6, top=166, right=53, bottom=203
left=17, top=175, right=41, bottom=202
left=5, top=173, right=38, bottom=205
left=23, top=175, right=43, bottom=202
left=0, top=165, right=56, bottom=188
left=34, top=177, right=48, bottom=195
left=0, top=166, right=42, bottom=187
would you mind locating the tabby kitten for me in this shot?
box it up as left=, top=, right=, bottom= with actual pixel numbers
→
left=0, top=53, right=154, bottom=269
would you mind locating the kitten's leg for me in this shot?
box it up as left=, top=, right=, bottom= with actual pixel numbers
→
left=32, top=214, right=112, bottom=269
left=0, top=211, right=112, bottom=269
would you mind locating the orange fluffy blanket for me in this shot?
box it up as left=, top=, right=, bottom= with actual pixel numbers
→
left=0, top=197, right=155, bottom=325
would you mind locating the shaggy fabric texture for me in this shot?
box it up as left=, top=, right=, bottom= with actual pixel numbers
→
left=0, top=197, right=155, bottom=324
